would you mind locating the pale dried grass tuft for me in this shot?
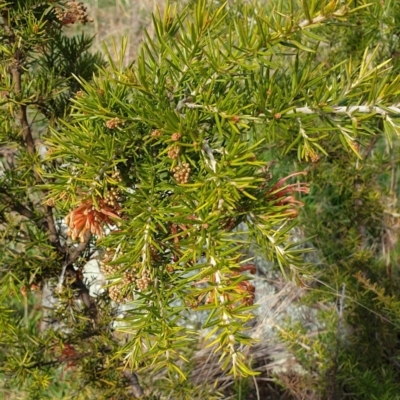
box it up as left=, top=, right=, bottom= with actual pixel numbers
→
left=79, top=0, right=188, bottom=64
left=189, top=278, right=323, bottom=400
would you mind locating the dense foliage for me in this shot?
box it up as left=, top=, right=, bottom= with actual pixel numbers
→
left=0, top=0, right=399, bottom=399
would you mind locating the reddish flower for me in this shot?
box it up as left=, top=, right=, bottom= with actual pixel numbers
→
left=60, top=344, right=77, bottom=360
left=59, top=344, right=79, bottom=369
left=65, top=198, right=121, bottom=242
left=239, top=263, right=257, bottom=274
left=266, top=171, right=309, bottom=216
left=236, top=280, right=256, bottom=306
left=202, top=264, right=258, bottom=307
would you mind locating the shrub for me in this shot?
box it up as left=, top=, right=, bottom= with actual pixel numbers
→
left=1, top=0, right=399, bottom=398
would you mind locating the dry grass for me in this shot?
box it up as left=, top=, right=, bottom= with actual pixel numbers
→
left=75, top=0, right=186, bottom=64
left=187, top=277, right=323, bottom=400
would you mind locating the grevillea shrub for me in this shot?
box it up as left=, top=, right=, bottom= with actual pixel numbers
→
left=1, top=0, right=400, bottom=398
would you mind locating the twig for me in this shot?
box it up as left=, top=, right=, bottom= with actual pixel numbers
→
left=57, top=231, right=92, bottom=291
left=338, top=283, right=346, bottom=321
left=0, top=146, right=16, bottom=169
left=1, top=9, right=63, bottom=254
left=252, top=375, right=261, bottom=400
left=66, top=264, right=97, bottom=318
left=2, top=10, right=36, bottom=158
left=0, top=187, right=65, bottom=253
left=55, top=232, right=97, bottom=319
left=0, top=188, right=36, bottom=220
left=328, top=283, right=346, bottom=399
left=202, top=141, right=217, bottom=173
left=362, top=135, right=378, bottom=159
left=45, top=204, right=63, bottom=251
left=123, top=370, right=144, bottom=398
left=298, top=6, right=349, bottom=29
left=271, top=104, right=400, bottom=117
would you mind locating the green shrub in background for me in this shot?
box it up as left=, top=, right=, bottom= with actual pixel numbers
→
left=0, top=0, right=399, bottom=399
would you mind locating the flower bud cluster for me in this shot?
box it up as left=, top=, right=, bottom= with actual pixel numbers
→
left=107, top=270, right=150, bottom=302
left=151, top=129, right=162, bottom=137
left=171, top=132, right=181, bottom=141
left=104, top=189, right=120, bottom=208
left=20, top=286, right=28, bottom=297
left=167, top=145, right=180, bottom=159
left=123, top=271, right=136, bottom=284
left=45, top=147, right=56, bottom=157
left=101, top=250, right=132, bottom=303
left=55, top=1, right=93, bottom=25
left=106, top=117, right=123, bottom=130
left=100, top=248, right=121, bottom=276
left=172, top=163, right=191, bottom=184
left=104, top=170, right=123, bottom=206
left=108, top=284, right=133, bottom=303
left=136, top=272, right=151, bottom=290
left=101, top=248, right=151, bottom=302
left=305, top=147, right=320, bottom=163
left=349, top=141, right=360, bottom=153
left=111, top=169, right=122, bottom=182
left=148, top=244, right=159, bottom=260
left=44, top=197, right=56, bottom=207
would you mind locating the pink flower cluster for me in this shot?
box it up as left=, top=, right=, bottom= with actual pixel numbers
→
left=65, top=198, right=120, bottom=242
